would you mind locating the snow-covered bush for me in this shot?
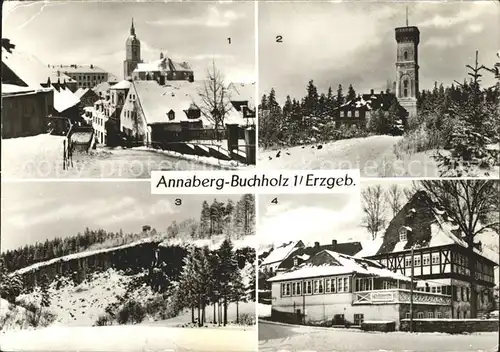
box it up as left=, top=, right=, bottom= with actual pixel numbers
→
left=116, top=300, right=146, bottom=325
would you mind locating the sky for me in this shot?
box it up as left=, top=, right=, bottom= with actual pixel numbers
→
left=2, top=1, right=256, bottom=83
left=0, top=181, right=244, bottom=252
left=259, top=1, right=500, bottom=104
left=258, top=179, right=429, bottom=247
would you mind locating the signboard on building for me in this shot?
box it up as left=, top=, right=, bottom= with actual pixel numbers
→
left=371, top=291, right=394, bottom=302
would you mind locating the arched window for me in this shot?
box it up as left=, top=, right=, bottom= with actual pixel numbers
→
left=404, top=51, right=408, bottom=60
left=403, top=80, right=409, bottom=98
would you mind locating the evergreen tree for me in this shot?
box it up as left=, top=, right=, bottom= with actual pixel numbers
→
left=234, top=194, right=256, bottom=238
left=217, top=239, right=238, bottom=326
left=336, top=84, right=344, bottom=107
left=198, top=201, right=211, bottom=239
left=39, top=274, right=51, bottom=308
left=346, top=84, right=357, bottom=102
left=303, top=80, right=319, bottom=117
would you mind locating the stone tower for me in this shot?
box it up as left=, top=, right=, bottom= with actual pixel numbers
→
left=395, top=12, right=420, bottom=118
left=124, top=18, right=142, bottom=79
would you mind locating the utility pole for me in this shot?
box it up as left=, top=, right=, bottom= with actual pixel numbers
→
left=410, top=245, right=414, bottom=333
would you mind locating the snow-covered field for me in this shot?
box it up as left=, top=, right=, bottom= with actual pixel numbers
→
left=0, top=325, right=256, bottom=352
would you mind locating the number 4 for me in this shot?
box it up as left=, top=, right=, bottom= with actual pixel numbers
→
left=271, top=198, right=278, bottom=204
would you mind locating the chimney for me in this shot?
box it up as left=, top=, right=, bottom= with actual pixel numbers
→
left=314, top=241, right=320, bottom=248
left=370, top=89, right=374, bottom=95
left=332, top=240, right=337, bottom=249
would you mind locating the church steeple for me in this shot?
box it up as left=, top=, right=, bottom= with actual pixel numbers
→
left=130, top=18, right=135, bottom=36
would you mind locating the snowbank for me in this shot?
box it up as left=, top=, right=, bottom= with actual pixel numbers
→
left=0, top=325, right=256, bottom=352
left=258, top=304, right=271, bottom=318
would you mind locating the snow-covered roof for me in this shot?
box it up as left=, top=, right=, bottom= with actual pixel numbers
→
left=295, top=254, right=310, bottom=261
left=261, top=241, right=301, bottom=266
left=53, top=87, right=80, bottom=113
left=51, top=64, right=107, bottom=74
left=376, top=191, right=499, bottom=265
left=134, top=59, right=166, bottom=73
left=110, top=80, right=131, bottom=90
left=355, top=238, right=384, bottom=258
left=93, top=82, right=112, bottom=97
left=74, top=88, right=89, bottom=99
left=228, top=82, right=255, bottom=110
left=2, top=47, right=74, bottom=88
left=170, top=60, right=192, bottom=71
left=133, top=80, right=245, bottom=127
left=268, top=250, right=411, bottom=282
left=1, top=84, right=37, bottom=95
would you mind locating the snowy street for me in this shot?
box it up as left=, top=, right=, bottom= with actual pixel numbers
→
left=258, top=135, right=441, bottom=177
left=0, top=325, right=256, bottom=352
left=258, top=321, right=498, bottom=352
left=2, top=135, right=233, bottom=178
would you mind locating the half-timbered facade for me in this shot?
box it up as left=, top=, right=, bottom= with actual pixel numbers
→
left=368, top=191, right=498, bottom=318
left=269, top=250, right=452, bottom=329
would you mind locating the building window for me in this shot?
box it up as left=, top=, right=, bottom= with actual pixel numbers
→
left=427, top=312, right=434, bottom=319
left=303, top=281, right=313, bottom=295
left=460, top=287, right=464, bottom=301
left=355, top=110, right=360, bottom=118
left=399, top=227, right=408, bottom=241
left=405, top=312, right=411, bottom=319
left=343, top=277, right=349, bottom=292
left=466, top=287, right=469, bottom=301
left=431, top=287, right=436, bottom=293
left=437, top=312, right=443, bottom=319
left=414, top=255, right=421, bottom=267
left=354, top=314, right=364, bottom=325
left=417, top=312, right=424, bottom=319
left=325, top=279, right=331, bottom=293
left=404, top=51, right=408, bottom=60
left=281, top=283, right=291, bottom=297
left=296, top=282, right=301, bottom=295
left=403, top=80, right=409, bottom=98
left=340, top=111, right=344, bottom=118
left=347, top=111, right=352, bottom=117
left=293, top=258, right=298, bottom=267
left=436, top=286, right=442, bottom=294
left=423, top=254, right=430, bottom=266
left=331, top=278, right=337, bottom=293
left=405, top=256, right=412, bottom=268
left=432, top=253, right=440, bottom=265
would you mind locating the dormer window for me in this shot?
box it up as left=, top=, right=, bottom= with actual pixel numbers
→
left=167, top=110, right=175, bottom=121
left=293, top=258, right=298, bottom=267
left=399, top=227, right=408, bottom=242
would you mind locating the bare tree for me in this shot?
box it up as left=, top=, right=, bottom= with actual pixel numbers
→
left=361, top=185, right=387, bottom=240
left=385, top=184, right=403, bottom=218
left=420, top=180, right=500, bottom=318
left=198, top=60, right=233, bottom=141
left=402, top=181, right=422, bottom=204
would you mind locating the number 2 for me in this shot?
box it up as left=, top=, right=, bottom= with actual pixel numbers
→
left=276, top=35, right=283, bottom=43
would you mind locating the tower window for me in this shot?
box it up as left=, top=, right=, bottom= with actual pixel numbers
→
left=404, top=51, right=408, bottom=60
left=403, top=80, right=409, bottom=98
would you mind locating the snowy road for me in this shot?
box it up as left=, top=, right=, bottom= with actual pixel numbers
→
left=2, top=135, right=232, bottom=178
left=0, top=325, right=256, bottom=352
left=258, top=135, right=442, bottom=177
left=258, top=321, right=498, bottom=352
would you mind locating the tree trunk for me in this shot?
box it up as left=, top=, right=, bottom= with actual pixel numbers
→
left=213, top=302, right=217, bottom=324
left=191, top=306, right=195, bottom=323
left=197, top=304, right=201, bottom=327
left=224, top=298, right=228, bottom=326
left=467, top=247, right=478, bottom=318
left=236, top=301, right=239, bottom=324
left=202, top=304, right=206, bottom=325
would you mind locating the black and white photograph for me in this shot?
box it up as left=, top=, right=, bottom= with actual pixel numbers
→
left=0, top=182, right=257, bottom=351
left=258, top=2, right=500, bottom=177
left=1, top=1, right=256, bottom=179
left=257, top=180, right=499, bottom=352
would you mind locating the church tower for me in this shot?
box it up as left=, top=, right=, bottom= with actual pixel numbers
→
left=395, top=8, right=420, bottom=118
left=124, top=18, right=142, bottom=79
